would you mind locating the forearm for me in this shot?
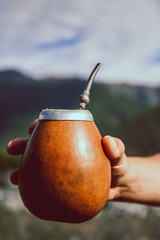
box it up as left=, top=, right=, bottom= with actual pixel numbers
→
left=115, top=154, right=160, bottom=206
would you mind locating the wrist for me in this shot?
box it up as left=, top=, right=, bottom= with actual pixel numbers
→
left=113, top=157, right=142, bottom=203
left=114, top=155, right=160, bottom=206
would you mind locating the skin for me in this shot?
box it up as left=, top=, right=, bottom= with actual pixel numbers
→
left=7, top=119, right=38, bottom=185
left=7, top=120, right=160, bottom=206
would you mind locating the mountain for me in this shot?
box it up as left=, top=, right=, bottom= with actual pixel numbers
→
left=0, top=69, right=34, bottom=85
left=107, top=84, right=160, bottom=106
left=0, top=69, right=160, bottom=163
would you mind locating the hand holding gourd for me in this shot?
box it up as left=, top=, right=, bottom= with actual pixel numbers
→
left=8, top=64, right=111, bottom=223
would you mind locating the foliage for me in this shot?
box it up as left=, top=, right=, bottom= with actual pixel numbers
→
left=0, top=204, right=21, bottom=240
left=114, top=106, right=160, bottom=156
left=0, top=69, right=160, bottom=166
left=0, top=202, right=160, bottom=240
left=1, top=70, right=160, bottom=240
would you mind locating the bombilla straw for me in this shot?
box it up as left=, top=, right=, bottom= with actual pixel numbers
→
left=78, top=63, right=102, bottom=110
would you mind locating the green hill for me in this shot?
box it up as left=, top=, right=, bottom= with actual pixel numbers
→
left=0, top=69, right=160, bottom=169
left=113, top=106, right=160, bottom=156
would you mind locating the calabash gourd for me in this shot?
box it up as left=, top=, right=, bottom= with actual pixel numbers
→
left=18, top=63, right=111, bottom=223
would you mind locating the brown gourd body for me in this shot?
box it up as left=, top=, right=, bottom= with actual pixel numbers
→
left=18, top=119, right=111, bottom=223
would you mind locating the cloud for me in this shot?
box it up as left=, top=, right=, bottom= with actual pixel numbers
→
left=37, top=31, right=84, bottom=50
left=0, top=0, right=160, bottom=85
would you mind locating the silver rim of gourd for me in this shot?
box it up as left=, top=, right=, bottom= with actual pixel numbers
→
left=39, top=109, right=94, bottom=121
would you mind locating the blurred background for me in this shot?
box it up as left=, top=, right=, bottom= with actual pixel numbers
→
left=1, top=0, right=160, bottom=239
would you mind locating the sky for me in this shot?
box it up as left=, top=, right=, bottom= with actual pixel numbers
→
left=0, top=0, right=160, bottom=86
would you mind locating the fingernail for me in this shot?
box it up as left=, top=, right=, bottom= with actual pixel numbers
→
left=105, top=135, right=117, bottom=151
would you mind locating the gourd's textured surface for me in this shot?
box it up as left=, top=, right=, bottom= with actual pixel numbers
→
left=18, top=120, right=111, bottom=223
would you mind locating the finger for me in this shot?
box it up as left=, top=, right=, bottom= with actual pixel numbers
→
left=102, top=135, right=126, bottom=167
left=102, top=135, right=125, bottom=160
left=28, top=119, right=38, bottom=135
left=10, top=169, right=19, bottom=185
left=7, top=138, right=28, bottom=155
left=108, top=187, right=120, bottom=201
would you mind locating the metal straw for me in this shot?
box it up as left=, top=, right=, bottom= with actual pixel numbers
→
left=78, top=63, right=102, bottom=109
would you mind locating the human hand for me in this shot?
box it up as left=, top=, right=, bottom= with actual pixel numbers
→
left=102, top=136, right=160, bottom=206
left=102, top=136, right=129, bottom=201
left=7, top=119, right=38, bottom=185
left=8, top=125, right=130, bottom=202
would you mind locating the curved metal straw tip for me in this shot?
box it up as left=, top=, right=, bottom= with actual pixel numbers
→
left=86, top=63, right=102, bottom=93
left=78, top=63, right=102, bottom=110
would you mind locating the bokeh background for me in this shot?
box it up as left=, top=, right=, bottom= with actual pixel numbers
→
left=1, top=0, right=160, bottom=239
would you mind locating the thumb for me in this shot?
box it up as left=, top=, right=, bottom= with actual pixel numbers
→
left=102, top=135, right=126, bottom=168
